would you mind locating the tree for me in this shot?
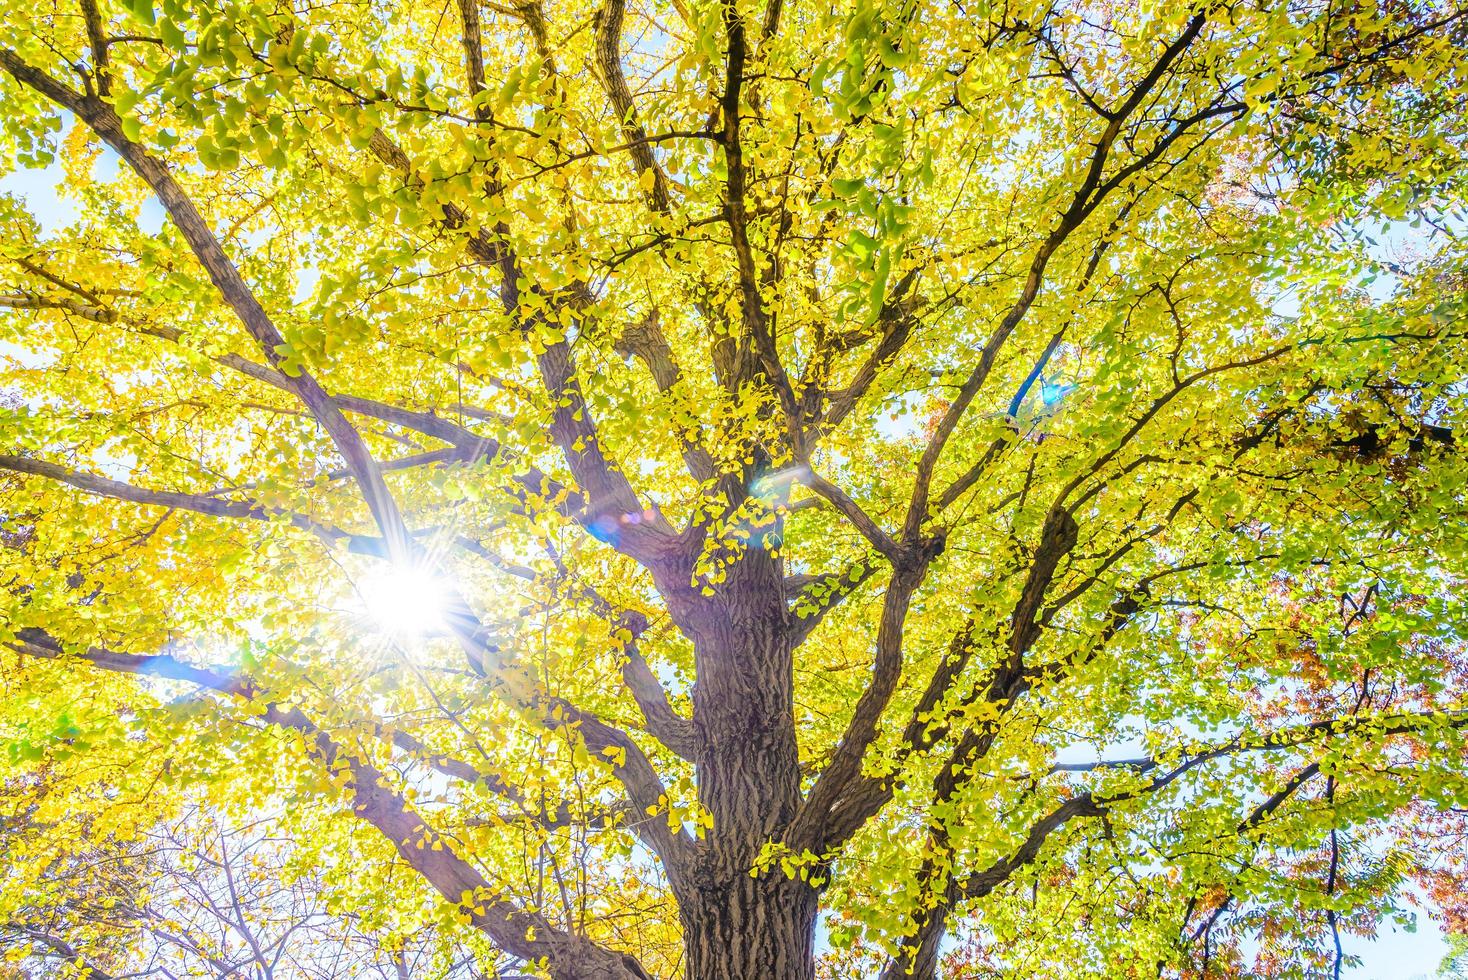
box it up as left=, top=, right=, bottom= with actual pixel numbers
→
left=1, top=801, right=485, bottom=978
left=1, top=0, right=1467, bottom=976
left=1444, top=935, right=1468, bottom=980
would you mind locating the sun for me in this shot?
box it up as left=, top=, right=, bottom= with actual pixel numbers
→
left=357, top=561, right=451, bottom=638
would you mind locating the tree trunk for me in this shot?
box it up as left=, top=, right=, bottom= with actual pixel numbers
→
left=679, top=543, right=817, bottom=980
left=682, top=874, right=820, bottom=980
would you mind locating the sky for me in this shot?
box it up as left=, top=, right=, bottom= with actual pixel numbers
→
left=0, top=139, right=1458, bottom=980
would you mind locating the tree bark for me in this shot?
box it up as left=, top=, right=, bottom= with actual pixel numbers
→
left=678, top=541, right=818, bottom=980
left=681, top=875, right=821, bottom=980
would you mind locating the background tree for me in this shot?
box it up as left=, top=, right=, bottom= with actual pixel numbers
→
left=2, top=0, right=1468, bottom=977
left=1443, top=935, right=1468, bottom=980
left=1, top=800, right=485, bottom=978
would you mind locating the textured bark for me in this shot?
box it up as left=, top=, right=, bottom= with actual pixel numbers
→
left=682, top=874, right=820, bottom=980
left=679, top=545, right=818, bottom=980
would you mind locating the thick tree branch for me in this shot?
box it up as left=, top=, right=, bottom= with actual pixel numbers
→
left=5, top=631, right=654, bottom=979
left=0, top=49, right=412, bottom=560
left=366, top=129, right=677, bottom=567
left=614, top=313, right=719, bottom=484
left=786, top=555, right=880, bottom=646
left=618, top=636, right=701, bottom=760
left=902, top=11, right=1210, bottom=542
left=718, top=0, right=801, bottom=442
left=594, top=0, right=672, bottom=212
left=0, top=453, right=378, bottom=553
left=880, top=701, right=1468, bottom=979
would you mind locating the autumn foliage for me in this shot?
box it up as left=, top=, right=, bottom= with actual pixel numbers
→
left=2, top=0, right=1468, bottom=977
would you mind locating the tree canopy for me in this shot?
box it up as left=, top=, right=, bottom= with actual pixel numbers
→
left=2, top=0, right=1468, bottom=977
